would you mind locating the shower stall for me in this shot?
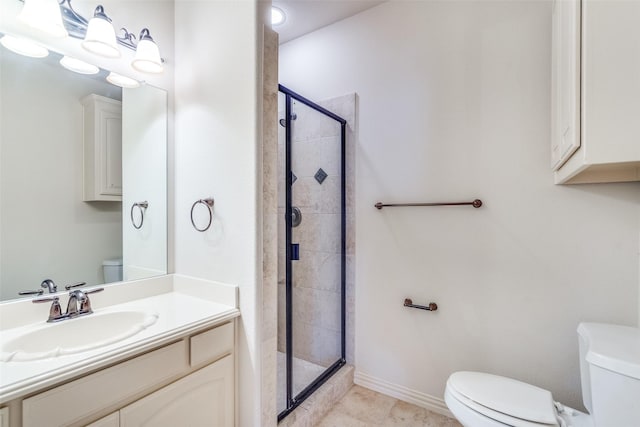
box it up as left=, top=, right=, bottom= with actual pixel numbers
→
left=277, top=85, right=346, bottom=420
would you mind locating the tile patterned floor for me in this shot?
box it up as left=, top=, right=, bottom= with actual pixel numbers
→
left=315, top=385, right=462, bottom=427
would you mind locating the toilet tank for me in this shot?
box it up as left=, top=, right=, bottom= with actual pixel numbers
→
left=577, top=322, right=640, bottom=426
left=102, top=258, right=123, bottom=283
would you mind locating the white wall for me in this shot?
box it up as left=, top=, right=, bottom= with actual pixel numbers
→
left=280, top=0, right=640, bottom=410
left=174, top=1, right=267, bottom=425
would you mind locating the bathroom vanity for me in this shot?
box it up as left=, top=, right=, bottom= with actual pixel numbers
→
left=0, top=275, right=239, bottom=427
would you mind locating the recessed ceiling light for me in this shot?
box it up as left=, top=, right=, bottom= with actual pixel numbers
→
left=271, top=6, right=286, bottom=26
left=106, top=72, right=140, bottom=89
left=60, top=56, right=100, bottom=75
left=0, top=35, right=48, bottom=58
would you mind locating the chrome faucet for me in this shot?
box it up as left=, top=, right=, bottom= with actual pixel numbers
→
left=41, top=279, right=57, bottom=294
left=65, top=282, right=103, bottom=317
left=32, top=283, right=104, bottom=322
left=18, top=278, right=58, bottom=296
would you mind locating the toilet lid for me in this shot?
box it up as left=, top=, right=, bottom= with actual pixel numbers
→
left=448, top=371, right=558, bottom=426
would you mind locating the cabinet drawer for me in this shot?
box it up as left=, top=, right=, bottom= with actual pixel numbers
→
left=86, top=412, right=119, bottom=427
left=23, top=341, right=188, bottom=427
left=190, top=322, right=233, bottom=367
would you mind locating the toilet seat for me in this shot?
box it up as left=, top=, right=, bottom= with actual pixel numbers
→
left=447, top=372, right=560, bottom=427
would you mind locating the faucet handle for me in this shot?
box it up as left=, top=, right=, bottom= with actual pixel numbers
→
left=32, top=296, right=64, bottom=322
left=74, top=287, right=104, bottom=314
left=65, top=281, right=87, bottom=290
left=19, top=289, right=44, bottom=296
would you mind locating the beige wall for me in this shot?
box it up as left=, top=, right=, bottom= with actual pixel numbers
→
left=280, top=0, right=640, bottom=410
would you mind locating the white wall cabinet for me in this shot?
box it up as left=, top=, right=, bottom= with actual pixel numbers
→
left=552, top=0, right=640, bottom=184
left=82, top=94, right=123, bottom=201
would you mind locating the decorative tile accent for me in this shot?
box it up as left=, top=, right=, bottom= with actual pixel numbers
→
left=314, top=168, right=328, bottom=185
left=292, top=171, right=297, bottom=184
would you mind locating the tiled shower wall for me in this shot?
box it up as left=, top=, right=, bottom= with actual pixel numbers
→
left=277, top=93, right=356, bottom=368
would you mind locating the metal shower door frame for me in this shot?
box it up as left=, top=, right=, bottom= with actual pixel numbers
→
left=278, top=84, right=347, bottom=422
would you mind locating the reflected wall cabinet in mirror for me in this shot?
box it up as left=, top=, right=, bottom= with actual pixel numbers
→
left=82, top=94, right=123, bottom=201
left=0, top=44, right=168, bottom=301
left=551, top=0, right=640, bottom=184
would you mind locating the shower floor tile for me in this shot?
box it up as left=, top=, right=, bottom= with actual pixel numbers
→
left=277, top=351, right=327, bottom=414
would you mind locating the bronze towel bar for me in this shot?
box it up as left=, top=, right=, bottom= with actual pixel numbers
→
left=375, top=199, right=482, bottom=210
left=404, top=298, right=438, bottom=311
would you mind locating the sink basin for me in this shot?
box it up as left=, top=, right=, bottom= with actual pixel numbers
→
left=0, top=310, right=159, bottom=362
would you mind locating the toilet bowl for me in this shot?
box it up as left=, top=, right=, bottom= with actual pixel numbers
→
left=445, top=323, right=640, bottom=427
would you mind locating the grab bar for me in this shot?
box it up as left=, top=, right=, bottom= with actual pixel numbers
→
left=375, top=199, right=482, bottom=210
left=404, top=298, right=438, bottom=311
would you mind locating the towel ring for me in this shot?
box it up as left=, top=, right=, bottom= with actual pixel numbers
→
left=130, top=201, right=148, bottom=229
left=191, top=198, right=214, bottom=232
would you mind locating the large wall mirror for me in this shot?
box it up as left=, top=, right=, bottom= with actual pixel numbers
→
left=0, top=40, right=168, bottom=301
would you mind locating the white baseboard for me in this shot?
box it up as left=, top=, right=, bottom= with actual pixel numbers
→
left=354, top=371, right=455, bottom=419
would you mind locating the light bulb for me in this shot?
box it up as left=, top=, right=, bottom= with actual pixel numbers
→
left=131, top=29, right=163, bottom=74
left=106, top=72, right=140, bottom=88
left=0, top=35, right=48, bottom=58
left=82, top=6, right=120, bottom=58
left=60, top=56, right=99, bottom=75
left=17, top=0, right=68, bottom=38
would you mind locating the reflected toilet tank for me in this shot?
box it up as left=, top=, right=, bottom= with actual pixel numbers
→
left=103, top=258, right=123, bottom=283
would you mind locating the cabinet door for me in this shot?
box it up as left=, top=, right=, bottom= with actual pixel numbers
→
left=120, top=355, right=234, bottom=427
left=99, top=108, right=123, bottom=197
left=551, top=0, right=581, bottom=170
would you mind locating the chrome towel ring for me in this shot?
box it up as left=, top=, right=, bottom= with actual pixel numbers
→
left=130, top=201, right=148, bottom=229
left=191, top=197, right=214, bottom=232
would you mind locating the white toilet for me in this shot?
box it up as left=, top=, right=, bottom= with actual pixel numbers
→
left=102, top=258, right=123, bottom=283
left=445, top=323, right=640, bottom=427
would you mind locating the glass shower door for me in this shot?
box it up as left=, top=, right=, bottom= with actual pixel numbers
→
left=278, top=86, right=346, bottom=421
left=290, top=98, right=343, bottom=399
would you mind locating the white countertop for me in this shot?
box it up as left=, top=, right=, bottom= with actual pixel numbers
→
left=0, top=274, right=239, bottom=404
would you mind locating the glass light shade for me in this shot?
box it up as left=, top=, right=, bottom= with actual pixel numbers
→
left=60, top=56, right=99, bottom=75
left=131, top=38, right=163, bottom=74
left=106, top=72, right=140, bottom=88
left=17, top=0, right=68, bottom=38
left=271, top=7, right=285, bottom=26
left=82, top=16, right=120, bottom=58
left=0, top=35, right=48, bottom=58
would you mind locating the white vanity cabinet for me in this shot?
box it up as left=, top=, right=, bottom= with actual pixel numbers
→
left=82, top=94, right=123, bottom=201
left=552, top=0, right=640, bottom=184
left=19, top=321, right=234, bottom=427
left=120, top=355, right=233, bottom=426
left=0, top=407, right=8, bottom=427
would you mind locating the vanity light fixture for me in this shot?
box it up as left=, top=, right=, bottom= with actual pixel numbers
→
left=82, top=5, right=120, bottom=58
left=60, top=55, right=99, bottom=75
left=106, top=71, right=139, bottom=88
left=271, top=6, right=286, bottom=26
left=131, top=29, right=163, bottom=74
left=17, top=0, right=68, bottom=38
left=0, top=34, right=48, bottom=58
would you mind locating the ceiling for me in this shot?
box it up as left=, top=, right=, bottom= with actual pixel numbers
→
left=272, top=0, right=386, bottom=44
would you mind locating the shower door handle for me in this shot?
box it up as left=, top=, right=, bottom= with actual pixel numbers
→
left=291, top=243, right=300, bottom=261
